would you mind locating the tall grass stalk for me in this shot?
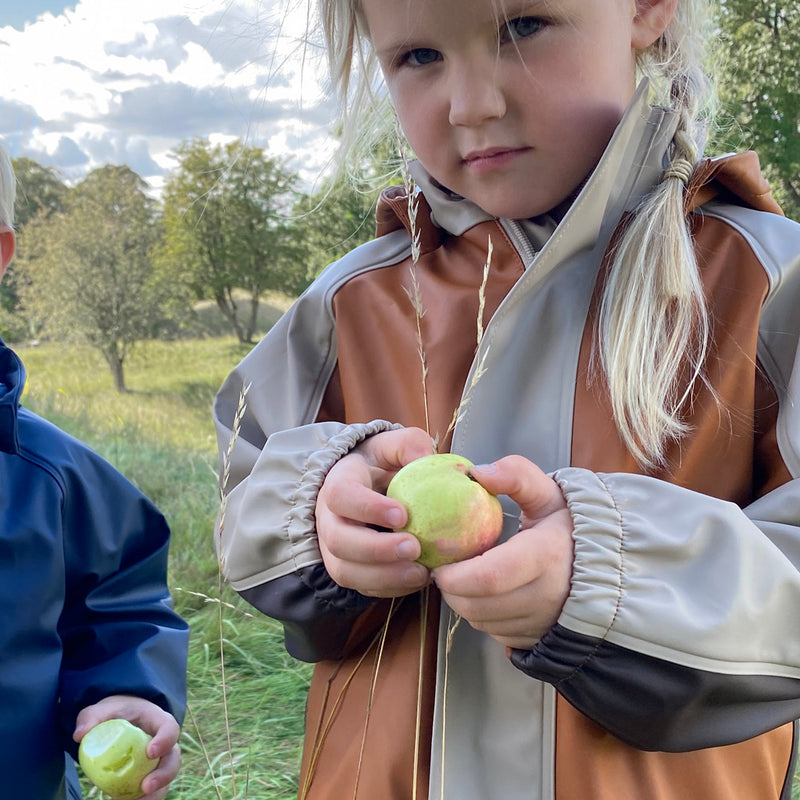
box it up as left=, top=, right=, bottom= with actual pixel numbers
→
left=441, top=236, right=493, bottom=448
left=401, top=159, right=433, bottom=800
left=298, top=603, right=403, bottom=799
left=412, top=585, right=430, bottom=800
left=184, top=704, right=225, bottom=800
left=213, top=382, right=251, bottom=798
left=403, top=183, right=431, bottom=443
left=352, top=596, right=397, bottom=800
left=363, top=153, right=495, bottom=798
left=302, top=164, right=434, bottom=799
left=440, top=611, right=463, bottom=799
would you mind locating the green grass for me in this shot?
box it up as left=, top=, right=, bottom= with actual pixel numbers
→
left=14, top=334, right=800, bottom=799
left=16, top=335, right=311, bottom=800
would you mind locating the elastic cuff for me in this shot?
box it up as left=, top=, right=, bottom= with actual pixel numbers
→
left=551, top=467, right=625, bottom=640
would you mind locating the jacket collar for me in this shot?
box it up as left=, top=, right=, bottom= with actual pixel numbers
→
left=0, top=341, right=24, bottom=454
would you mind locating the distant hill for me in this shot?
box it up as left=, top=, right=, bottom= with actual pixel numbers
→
left=188, top=289, right=296, bottom=339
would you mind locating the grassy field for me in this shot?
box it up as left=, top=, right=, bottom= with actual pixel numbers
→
left=16, top=323, right=312, bottom=800
left=13, top=322, right=800, bottom=800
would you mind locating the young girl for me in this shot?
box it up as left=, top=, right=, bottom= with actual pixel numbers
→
left=214, top=0, right=800, bottom=798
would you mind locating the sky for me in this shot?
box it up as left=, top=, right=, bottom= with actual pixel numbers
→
left=0, top=0, right=337, bottom=195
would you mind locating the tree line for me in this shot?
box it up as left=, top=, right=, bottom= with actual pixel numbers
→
left=2, top=0, right=797, bottom=392
left=4, top=139, right=382, bottom=391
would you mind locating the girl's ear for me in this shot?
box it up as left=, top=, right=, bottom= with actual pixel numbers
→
left=0, top=228, right=15, bottom=278
left=631, top=0, right=678, bottom=50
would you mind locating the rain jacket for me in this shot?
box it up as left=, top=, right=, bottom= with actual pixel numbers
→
left=0, top=341, right=189, bottom=799
left=214, top=84, right=800, bottom=799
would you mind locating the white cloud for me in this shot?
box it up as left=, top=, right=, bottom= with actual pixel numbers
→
left=0, top=0, right=335, bottom=192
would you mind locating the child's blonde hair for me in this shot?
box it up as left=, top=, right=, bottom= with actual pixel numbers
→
left=0, top=144, right=16, bottom=230
left=319, top=0, right=717, bottom=468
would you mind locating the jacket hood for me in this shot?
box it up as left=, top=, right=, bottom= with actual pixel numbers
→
left=0, top=342, right=24, bottom=455
left=686, top=151, right=783, bottom=215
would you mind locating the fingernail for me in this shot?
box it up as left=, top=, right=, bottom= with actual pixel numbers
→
left=397, top=540, right=418, bottom=559
left=404, top=565, right=428, bottom=586
left=386, top=508, right=404, bottom=530
left=471, top=463, right=496, bottom=475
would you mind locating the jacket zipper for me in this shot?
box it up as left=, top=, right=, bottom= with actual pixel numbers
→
left=500, top=218, right=538, bottom=268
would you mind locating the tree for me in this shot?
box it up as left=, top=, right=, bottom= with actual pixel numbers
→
left=157, top=139, right=302, bottom=343
left=1, top=158, right=68, bottom=339
left=711, top=0, right=800, bottom=219
left=290, top=132, right=403, bottom=280
left=12, top=157, right=68, bottom=228
left=292, top=175, right=381, bottom=280
left=17, top=165, right=172, bottom=392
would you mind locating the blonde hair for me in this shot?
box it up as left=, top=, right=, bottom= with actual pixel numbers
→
left=0, top=144, right=16, bottom=230
left=319, top=0, right=717, bottom=468
left=598, top=0, right=717, bottom=467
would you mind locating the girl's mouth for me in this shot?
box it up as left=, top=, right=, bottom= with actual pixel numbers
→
left=462, top=147, right=530, bottom=171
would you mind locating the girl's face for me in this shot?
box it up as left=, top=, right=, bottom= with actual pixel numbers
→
left=364, top=0, right=667, bottom=219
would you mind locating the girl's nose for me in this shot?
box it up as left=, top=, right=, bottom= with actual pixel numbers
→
left=447, top=63, right=506, bottom=127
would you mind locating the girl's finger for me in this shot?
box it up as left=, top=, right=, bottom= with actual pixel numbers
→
left=320, top=516, right=421, bottom=565
left=358, top=426, right=435, bottom=476
left=435, top=513, right=572, bottom=598
left=323, top=552, right=430, bottom=596
left=321, top=475, right=408, bottom=530
left=470, top=455, right=567, bottom=523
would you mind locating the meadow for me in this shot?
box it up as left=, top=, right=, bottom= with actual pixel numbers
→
left=14, top=310, right=800, bottom=800
left=17, top=299, right=312, bottom=800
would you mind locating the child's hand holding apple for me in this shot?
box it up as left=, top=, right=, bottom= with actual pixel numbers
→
left=73, top=695, right=181, bottom=800
left=433, top=455, right=574, bottom=650
left=316, top=426, right=436, bottom=597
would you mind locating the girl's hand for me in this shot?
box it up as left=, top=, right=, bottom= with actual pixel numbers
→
left=73, top=694, right=181, bottom=800
left=316, top=426, right=435, bottom=597
left=433, top=455, right=574, bottom=651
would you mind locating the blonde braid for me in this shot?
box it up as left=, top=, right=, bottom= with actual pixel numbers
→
left=595, top=4, right=716, bottom=469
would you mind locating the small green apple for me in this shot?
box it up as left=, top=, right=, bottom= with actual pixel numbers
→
left=78, top=718, right=158, bottom=800
left=386, top=453, right=503, bottom=568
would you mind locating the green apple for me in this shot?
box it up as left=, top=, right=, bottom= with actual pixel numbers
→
left=386, top=453, right=503, bottom=568
left=78, top=718, right=158, bottom=800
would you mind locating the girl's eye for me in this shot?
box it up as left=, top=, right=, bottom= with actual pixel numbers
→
left=499, top=16, right=545, bottom=43
left=402, top=47, right=442, bottom=67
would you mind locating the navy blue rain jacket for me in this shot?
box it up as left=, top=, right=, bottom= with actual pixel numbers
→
left=0, top=341, right=189, bottom=799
